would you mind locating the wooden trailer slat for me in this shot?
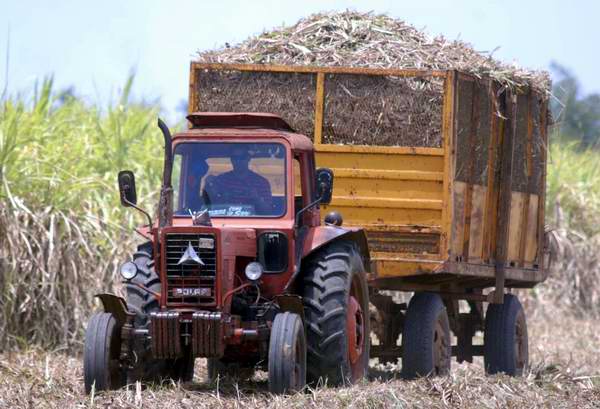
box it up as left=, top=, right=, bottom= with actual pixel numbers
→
left=441, top=71, right=457, bottom=260
left=494, top=92, right=518, bottom=303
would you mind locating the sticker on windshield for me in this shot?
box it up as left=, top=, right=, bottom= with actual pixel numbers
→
left=208, top=205, right=255, bottom=217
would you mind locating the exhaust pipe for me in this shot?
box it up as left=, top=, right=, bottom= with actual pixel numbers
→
left=157, top=118, right=173, bottom=228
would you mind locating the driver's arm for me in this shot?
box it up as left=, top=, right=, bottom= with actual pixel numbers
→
left=253, top=176, right=273, bottom=215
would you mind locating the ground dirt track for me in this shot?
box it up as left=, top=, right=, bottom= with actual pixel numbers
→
left=1, top=306, right=599, bottom=409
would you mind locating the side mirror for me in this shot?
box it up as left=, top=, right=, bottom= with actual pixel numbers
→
left=315, top=168, right=334, bottom=205
left=118, top=170, right=137, bottom=206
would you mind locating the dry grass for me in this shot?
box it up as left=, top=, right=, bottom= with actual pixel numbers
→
left=1, top=307, right=599, bottom=408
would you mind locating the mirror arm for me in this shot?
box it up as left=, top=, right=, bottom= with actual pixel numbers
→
left=294, top=196, right=322, bottom=229
left=123, top=197, right=153, bottom=228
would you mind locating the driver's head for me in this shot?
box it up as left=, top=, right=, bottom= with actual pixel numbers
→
left=231, top=147, right=250, bottom=172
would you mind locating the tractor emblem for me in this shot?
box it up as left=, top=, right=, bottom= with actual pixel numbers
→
left=177, top=242, right=205, bottom=266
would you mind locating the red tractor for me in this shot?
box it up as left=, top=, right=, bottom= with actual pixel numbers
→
left=84, top=113, right=370, bottom=394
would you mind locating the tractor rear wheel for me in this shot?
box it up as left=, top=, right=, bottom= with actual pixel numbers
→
left=268, top=312, right=306, bottom=394
left=401, top=292, right=451, bottom=379
left=84, top=312, right=126, bottom=394
left=302, top=241, right=370, bottom=386
left=125, top=249, right=194, bottom=383
left=484, top=294, right=528, bottom=376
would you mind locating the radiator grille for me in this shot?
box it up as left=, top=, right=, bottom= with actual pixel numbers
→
left=165, top=233, right=217, bottom=306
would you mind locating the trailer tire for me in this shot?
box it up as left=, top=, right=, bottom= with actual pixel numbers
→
left=125, top=250, right=194, bottom=383
left=302, top=241, right=370, bottom=386
left=84, top=312, right=126, bottom=394
left=484, top=294, right=528, bottom=376
left=206, top=359, right=255, bottom=382
left=268, top=312, right=306, bottom=394
left=401, top=292, right=451, bottom=379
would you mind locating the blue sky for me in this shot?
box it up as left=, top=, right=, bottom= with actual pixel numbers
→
left=2, top=0, right=599, bottom=119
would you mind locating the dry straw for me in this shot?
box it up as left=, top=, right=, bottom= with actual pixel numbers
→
left=197, top=11, right=551, bottom=92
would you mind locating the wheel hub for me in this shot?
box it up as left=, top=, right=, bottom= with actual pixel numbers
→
left=347, top=294, right=364, bottom=364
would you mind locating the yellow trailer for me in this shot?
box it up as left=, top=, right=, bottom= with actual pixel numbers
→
left=188, top=62, right=549, bottom=372
left=189, top=63, right=549, bottom=296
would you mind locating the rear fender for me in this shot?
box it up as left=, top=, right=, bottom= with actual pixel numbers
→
left=302, top=225, right=371, bottom=270
left=284, top=226, right=371, bottom=292
left=94, top=293, right=130, bottom=327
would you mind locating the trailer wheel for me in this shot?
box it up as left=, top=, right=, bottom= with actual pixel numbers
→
left=302, top=241, right=370, bottom=386
left=484, top=294, right=528, bottom=376
left=167, top=353, right=195, bottom=383
left=125, top=250, right=194, bottom=383
left=401, top=292, right=451, bottom=379
left=84, top=312, right=126, bottom=394
left=268, top=312, right=306, bottom=394
left=206, top=359, right=255, bottom=382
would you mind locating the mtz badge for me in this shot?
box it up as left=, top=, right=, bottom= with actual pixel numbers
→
left=174, top=287, right=211, bottom=297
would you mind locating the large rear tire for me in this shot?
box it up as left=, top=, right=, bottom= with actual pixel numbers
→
left=125, top=249, right=194, bottom=383
left=484, top=294, right=528, bottom=376
left=401, top=292, right=451, bottom=379
left=268, top=312, right=306, bottom=394
left=302, top=241, right=370, bottom=386
left=84, top=312, right=126, bottom=394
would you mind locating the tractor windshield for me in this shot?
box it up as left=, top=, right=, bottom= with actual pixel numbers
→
left=173, top=142, right=287, bottom=217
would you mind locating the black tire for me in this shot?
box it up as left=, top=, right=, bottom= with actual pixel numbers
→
left=302, top=241, right=370, bottom=386
left=125, top=250, right=161, bottom=328
left=401, top=292, right=451, bottom=379
left=268, top=312, right=306, bottom=394
left=84, top=312, right=126, bottom=394
left=206, top=359, right=255, bottom=382
left=167, top=353, right=195, bottom=383
left=484, top=294, right=528, bottom=376
left=125, top=250, right=194, bottom=383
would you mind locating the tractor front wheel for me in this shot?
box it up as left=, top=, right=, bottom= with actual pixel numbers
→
left=84, top=312, right=126, bottom=394
left=268, top=312, right=306, bottom=394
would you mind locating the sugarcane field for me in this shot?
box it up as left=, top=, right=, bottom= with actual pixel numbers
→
left=1, top=5, right=600, bottom=408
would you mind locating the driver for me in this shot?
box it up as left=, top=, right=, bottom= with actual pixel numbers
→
left=205, top=147, right=273, bottom=214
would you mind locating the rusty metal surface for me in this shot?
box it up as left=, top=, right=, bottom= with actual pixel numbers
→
left=150, top=311, right=182, bottom=359
left=192, top=311, right=225, bottom=357
left=367, top=230, right=440, bottom=254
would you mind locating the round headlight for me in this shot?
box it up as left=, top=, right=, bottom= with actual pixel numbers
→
left=120, top=261, right=138, bottom=280
left=245, top=262, right=264, bottom=281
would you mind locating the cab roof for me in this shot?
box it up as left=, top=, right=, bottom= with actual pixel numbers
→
left=175, top=112, right=314, bottom=152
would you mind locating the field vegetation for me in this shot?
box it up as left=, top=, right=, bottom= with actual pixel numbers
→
left=1, top=75, right=600, bottom=407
